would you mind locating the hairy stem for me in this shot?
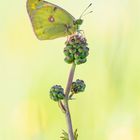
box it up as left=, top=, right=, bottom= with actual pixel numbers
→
left=64, top=63, right=76, bottom=140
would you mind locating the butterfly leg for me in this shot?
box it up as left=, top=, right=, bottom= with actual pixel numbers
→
left=78, top=30, right=85, bottom=37
left=66, top=35, right=70, bottom=42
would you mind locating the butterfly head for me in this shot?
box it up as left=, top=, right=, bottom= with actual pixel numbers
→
left=74, top=3, right=92, bottom=31
left=75, top=19, right=83, bottom=26
left=73, top=19, right=83, bottom=31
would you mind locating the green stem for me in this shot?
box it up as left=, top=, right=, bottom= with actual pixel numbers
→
left=64, top=63, right=76, bottom=140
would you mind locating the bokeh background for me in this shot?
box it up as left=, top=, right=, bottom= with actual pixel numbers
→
left=0, top=0, right=140, bottom=140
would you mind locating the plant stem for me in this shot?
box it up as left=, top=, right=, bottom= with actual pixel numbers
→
left=64, top=63, right=76, bottom=140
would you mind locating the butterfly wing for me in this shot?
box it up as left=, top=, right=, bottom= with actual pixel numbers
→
left=27, top=0, right=77, bottom=40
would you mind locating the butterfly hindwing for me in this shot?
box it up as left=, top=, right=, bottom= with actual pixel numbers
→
left=27, top=0, right=77, bottom=40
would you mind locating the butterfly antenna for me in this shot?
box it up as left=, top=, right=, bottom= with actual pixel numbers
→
left=81, top=11, right=93, bottom=17
left=79, top=3, right=92, bottom=19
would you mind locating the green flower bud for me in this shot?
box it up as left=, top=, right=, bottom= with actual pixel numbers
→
left=67, top=44, right=73, bottom=49
left=78, top=48, right=84, bottom=53
left=69, top=48, right=77, bottom=54
left=85, top=47, right=89, bottom=51
left=64, top=34, right=89, bottom=65
left=71, top=79, right=86, bottom=94
left=74, top=52, right=81, bottom=59
left=75, top=58, right=87, bottom=65
left=64, top=56, right=74, bottom=64
left=64, top=49, right=70, bottom=56
left=50, top=85, right=65, bottom=102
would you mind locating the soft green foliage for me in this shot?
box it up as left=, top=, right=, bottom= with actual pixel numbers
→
left=50, top=85, right=65, bottom=101
left=64, top=34, right=89, bottom=65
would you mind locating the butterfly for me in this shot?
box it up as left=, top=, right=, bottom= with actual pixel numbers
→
left=27, top=0, right=92, bottom=40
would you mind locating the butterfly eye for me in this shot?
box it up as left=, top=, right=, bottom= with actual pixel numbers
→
left=75, top=19, right=83, bottom=25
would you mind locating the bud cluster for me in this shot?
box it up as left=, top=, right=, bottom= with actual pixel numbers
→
left=71, top=79, right=86, bottom=94
left=64, top=34, right=89, bottom=65
left=50, top=85, right=65, bottom=102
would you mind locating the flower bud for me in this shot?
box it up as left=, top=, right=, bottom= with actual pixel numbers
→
left=75, top=58, right=87, bottom=65
left=50, top=85, right=65, bottom=102
left=71, top=79, right=86, bottom=94
left=64, top=34, right=89, bottom=65
left=64, top=56, right=74, bottom=64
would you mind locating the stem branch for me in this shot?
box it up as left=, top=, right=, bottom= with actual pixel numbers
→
left=64, top=63, right=76, bottom=140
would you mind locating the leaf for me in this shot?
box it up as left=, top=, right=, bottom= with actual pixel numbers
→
left=60, top=130, right=68, bottom=140
left=74, top=129, right=78, bottom=140
left=60, top=129, right=78, bottom=140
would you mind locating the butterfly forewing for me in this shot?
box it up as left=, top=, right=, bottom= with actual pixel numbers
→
left=27, top=0, right=77, bottom=40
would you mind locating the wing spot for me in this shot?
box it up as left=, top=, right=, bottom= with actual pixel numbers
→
left=54, top=7, right=57, bottom=11
left=48, top=16, right=55, bottom=23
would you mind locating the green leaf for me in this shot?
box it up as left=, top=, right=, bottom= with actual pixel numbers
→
left=60, top=129, right=78, bottom=140
left=74, top=129, right=78, bottom=140
left=60, top=130, right=68, bottom=140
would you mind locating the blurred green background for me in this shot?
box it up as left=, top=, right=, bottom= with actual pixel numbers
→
left=0, top=0, right=140, bottom=140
